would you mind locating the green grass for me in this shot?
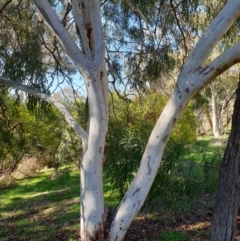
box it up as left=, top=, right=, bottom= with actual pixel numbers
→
left=0, top=166, right=120, bottom=241
left=0, top=136, right=228, bottom=240
left=159, top=230, right=188, bottom=241
left=148, top=135, right=228, bottom=213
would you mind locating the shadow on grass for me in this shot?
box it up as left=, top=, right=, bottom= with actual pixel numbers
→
left=0, top=167, right=120, bottom=241
left=0, top=137, right=228, bottom=241
left=0, top=168, right=80, bottom=241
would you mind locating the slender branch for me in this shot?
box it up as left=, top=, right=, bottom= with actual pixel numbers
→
left=0, top=0, right=13, bottom=14
left=170, top=0, right=188, bottom=63
left=0, top=76, right=88, bottom=148
left=10, top=152, right=25, bottom=172
left=223, top=90, right=236, bottom=110
left=124, top=0, right=153, bottom=39
left=0, top=99, right=24, bottom=132
left=61, top=2, right=72, bottom=27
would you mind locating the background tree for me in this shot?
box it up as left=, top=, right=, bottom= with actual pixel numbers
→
left=0, top=92, right=70, bottom=178
left=210, top=79, right=240, bottom=241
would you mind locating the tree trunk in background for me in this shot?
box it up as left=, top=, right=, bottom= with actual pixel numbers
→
left=204, top=107, right=213, bottom=130
left=211, top=90, right=220, bottom=137
left=210, top=81, right=240, bottom=241
left=219, top=101, right=227, bottom=135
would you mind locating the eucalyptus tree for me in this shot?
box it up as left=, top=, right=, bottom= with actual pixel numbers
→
left=209, top=72, right=238, bottom=137
left=1, top=1, right=240, bottom=241
left=194, top=70, right=238, bottom=137
left=210, top=80, right=240, bottom=241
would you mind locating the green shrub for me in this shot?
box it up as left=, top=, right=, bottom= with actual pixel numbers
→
left=105, top=92, right=197, bottom=199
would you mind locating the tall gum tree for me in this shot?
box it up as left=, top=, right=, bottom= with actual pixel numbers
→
left=1, top=0, right=240, bottom=240
left=210, top=78, right=240, bottom=241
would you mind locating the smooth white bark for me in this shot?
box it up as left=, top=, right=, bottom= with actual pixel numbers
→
left=33, top=1, right=108, bottom=240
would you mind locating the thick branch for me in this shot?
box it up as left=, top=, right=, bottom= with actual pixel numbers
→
left=72, top=0, right=93, bottom=60
left=33, top=0, right=92, bottom=80
left=181, top=0, right=240, bottom=78
left=193, top=41, right=240, bottom=92
left=0, top=76, right=88, bottom=148
left=91, top=0, right=105, bottom=65
left=33, top=0, right=107, bottom=121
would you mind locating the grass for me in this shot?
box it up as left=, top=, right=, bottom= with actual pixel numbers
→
left=159, top=230, right=188, bottom=241
left=0, top=135, right=228, bottom=241
left=0, top=165, right=120, bottom=241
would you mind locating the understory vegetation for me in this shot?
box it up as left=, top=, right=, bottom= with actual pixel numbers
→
left=0, top=136, right=227, bottom=241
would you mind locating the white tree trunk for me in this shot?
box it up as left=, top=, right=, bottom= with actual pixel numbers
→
left=211, top=90, right=220, bottom=137
left=33, top=1, right=109, bottom=240
left=219, top=101, right=226, bottom=135
left=1, top=1, right=240, bottom=241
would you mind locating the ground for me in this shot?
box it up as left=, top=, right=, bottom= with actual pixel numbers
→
left=0, top=136, right=239, bottom=241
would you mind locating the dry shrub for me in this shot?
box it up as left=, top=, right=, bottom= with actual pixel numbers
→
left=12, top=156, right=44, bottom=179
left=0, top=172, right=15, bottom=188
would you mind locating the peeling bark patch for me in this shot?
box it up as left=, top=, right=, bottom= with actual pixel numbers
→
left=132, top=187, right=141, bottom=196
left=99, top=147, right=102, bottom=154
left=193, top=66, right=202, bottom=73
left=85, top=225, right=104, bottom=241
left=147, top=156, right=152, bottom=175
left=156, top=135, right=159, bottom=139
left=216, top=16, right=224, bottom=25
left=172, top=117, right=177, bottom=126
left=185, top=88, right=189, bottom=93
left=86, top=23, right=93, bottom=50
left=203, top=66, right=214, bottom=76
left=198, top=66, right=209, bottom=75
left=100, top=71, right=104, bottom=80
left=179, top=95, right=182, bottom=99
left=162, top=133, right=169, bottom=143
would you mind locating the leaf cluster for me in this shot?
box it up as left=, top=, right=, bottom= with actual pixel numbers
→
left=104, top=92, right=197, bottom=198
